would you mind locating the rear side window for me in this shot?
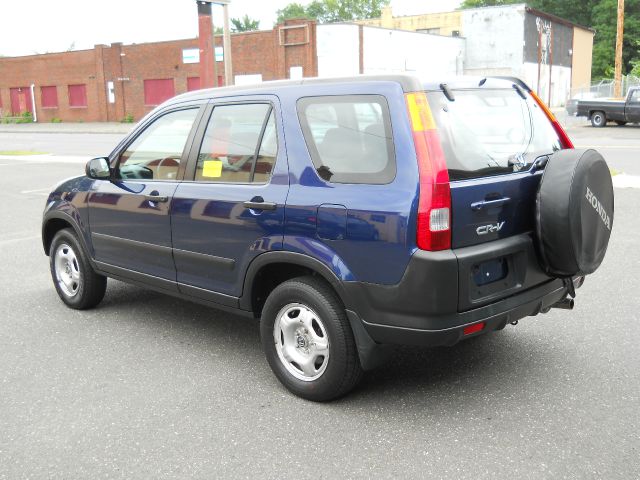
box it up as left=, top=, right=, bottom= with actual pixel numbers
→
left=427, top=89, right=562, bottom=181
left=297, top=95, right=395, bottom=184
left=194, top=103, right=276, bottom=183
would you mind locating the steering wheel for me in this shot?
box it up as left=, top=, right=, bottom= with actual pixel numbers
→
left=156, top=157, right=179, bottom=180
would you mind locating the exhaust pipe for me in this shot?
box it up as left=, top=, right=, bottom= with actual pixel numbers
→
left=551, top=296, right=574, bottom=310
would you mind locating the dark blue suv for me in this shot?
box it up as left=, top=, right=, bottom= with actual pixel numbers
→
left=43, top=75, right=614, bottom=401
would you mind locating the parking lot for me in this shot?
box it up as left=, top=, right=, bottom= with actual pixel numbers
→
left=0, top=122, right=639, bottom=479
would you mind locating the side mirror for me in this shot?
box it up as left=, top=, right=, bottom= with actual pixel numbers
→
left=86, top=157, right=111, bottom=179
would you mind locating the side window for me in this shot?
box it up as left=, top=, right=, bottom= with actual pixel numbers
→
left=630, top=90, right=640, bottom=103
left=117, top=108, right=199, bottom=181
left=297, top=95, right=395, bottom=184
left=194, top=103, right=276, bottom=183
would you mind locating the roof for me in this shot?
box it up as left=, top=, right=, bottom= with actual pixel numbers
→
left=169, top=74, right=520, bottom=104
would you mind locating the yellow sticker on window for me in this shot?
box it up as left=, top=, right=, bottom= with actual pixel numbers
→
left=202, top=160, right=223, bottom=178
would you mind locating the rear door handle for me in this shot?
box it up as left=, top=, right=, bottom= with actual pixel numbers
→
left=243, top=201, right=277, bottom=211
left=145, top=191, right=168, bottom=203
left=471, top=197, right=511, bottom=211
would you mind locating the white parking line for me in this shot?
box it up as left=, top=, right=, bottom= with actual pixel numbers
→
left=612, top=174, right=640, bottom=189
left=21, top=188, right=51, bottom=194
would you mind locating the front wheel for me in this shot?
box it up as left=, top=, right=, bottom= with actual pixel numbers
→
left=260, top=276, right=363, bottom=401
left=591, top=111, right=607, bottom=127
left=49, top=228, right=107, bottom=309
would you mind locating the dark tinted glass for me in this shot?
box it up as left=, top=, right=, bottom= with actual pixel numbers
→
left=297, top=95, right=395, bottom=184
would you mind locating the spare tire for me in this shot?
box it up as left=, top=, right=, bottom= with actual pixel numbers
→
left=536, top=149, right=614, bottom=277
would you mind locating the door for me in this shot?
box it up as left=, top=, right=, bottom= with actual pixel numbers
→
left=88, top=106, right=202, bottom=288
left=9, top=87, right=32, bottom=115
left=171, top=97, right=288, bottom=301
left=626, top=89, right=640, bottom=122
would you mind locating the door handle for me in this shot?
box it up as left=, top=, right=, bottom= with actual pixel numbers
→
left=471, top=197, right=510, bottom=211
left=145, top=191, right=168, bottom=203
left=243, top=200, right=277, bottom=211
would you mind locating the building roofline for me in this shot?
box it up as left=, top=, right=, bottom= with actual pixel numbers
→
left=524, top=6, right=595, bottom=33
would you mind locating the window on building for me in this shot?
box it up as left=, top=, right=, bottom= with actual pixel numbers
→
left=187, top=77, right=201, bottom=92
left=451, top=30, right=461, bottom=37
left=194, top=103, right=277, bottom=183
left=418, top=27, right=441, bottom=35
left=144, top=79, right=175, bottom=106
left=41, top=86, right=58, bottom=108
left=68, top=84, right=87, bottom=108
left=297, top=95, right=396, bottom=184
left=117, top=108, right=199, bottom=181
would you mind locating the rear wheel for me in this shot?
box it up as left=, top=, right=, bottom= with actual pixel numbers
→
left=260, top=276, right=363, bottom=401
left=590, top=111, right=606, bottom=127
left=615, top=121, right=627, bottom=126
left=49, top=228, right=107, bottom=309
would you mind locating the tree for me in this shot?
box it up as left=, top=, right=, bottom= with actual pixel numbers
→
left=276, top=3, right=310, bottom=23
left=276, top=0, right=390, bottom=24
left=231, top=15, right=260, bottom=32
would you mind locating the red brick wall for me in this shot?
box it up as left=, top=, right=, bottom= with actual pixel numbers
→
left=0, top=19, right=317, bottom=123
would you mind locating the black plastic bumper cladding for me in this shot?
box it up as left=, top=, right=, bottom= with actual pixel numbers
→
left=343, top=234, right=566, bottom=347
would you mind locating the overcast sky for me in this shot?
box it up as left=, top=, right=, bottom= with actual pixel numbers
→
left=0, top=0, right=462, bottom=57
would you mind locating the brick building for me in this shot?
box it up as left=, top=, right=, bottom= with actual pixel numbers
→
left=0, top=19, right=318, bottom=122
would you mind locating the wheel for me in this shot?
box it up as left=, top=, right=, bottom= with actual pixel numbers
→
left=49, top=228, right=107, bottom=309
left=590, top=111, right=606, bottom=127
left=260, top=276, right=363, bottom=401
left=615, top=121, right=627, bottom=126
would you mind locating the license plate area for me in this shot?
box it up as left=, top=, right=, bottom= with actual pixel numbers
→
left=455, top=235, right=545, bottom=311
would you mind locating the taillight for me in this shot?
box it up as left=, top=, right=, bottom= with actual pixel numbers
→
left=529, top=90, right=574, bottom=149
left=405, top=92, right=451, bottom=251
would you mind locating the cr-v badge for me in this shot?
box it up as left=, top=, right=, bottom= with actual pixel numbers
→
left=476, top=221, right=505, bottom=235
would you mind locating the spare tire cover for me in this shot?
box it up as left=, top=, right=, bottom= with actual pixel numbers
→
left=536, top=149, right=614, bottom=277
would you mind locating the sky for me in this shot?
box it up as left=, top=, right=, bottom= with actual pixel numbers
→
left=0, top=0, right=462, bottom=57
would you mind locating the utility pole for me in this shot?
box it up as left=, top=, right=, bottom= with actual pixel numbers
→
left=223, top=3, right=233, bottom=86
left=614, top=0, right=624, bottom=98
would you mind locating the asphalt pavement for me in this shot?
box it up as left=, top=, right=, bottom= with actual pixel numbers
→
left=0, top=125, right=639, bottom=479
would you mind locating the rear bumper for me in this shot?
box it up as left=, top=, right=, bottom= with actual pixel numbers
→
left=342, top=234, right=574, bottom=347
left=356, top=279, right=567, bottom=347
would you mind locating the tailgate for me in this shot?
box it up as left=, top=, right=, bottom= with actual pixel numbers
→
left=425, top=86, right=567, bottom=311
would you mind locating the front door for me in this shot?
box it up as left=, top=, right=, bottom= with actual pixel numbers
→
left=171, top=97, right=288, bottom=301
left=88, top=106, right=202, bottom=289
left=626, top=89, right=640, bottom=122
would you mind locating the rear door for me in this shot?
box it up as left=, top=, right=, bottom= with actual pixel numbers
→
left=170, top=96, right=288, bottom=303
left=426, top=86, right=567, bottom=309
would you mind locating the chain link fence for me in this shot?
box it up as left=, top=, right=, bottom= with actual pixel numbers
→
left=570, top=75, right=640, bottom=100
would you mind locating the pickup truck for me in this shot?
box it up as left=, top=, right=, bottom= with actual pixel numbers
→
left=576, top=86, right=640, bottom=127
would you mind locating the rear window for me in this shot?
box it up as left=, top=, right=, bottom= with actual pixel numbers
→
left=427, top=89, right=562, bottom=181
left=297, top=95, right=395, bottom=184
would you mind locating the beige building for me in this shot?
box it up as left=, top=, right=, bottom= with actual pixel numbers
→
left=358, top=6, right=462, bottom=37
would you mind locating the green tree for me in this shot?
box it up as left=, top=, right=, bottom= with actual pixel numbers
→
left=276, top=3, right=311, bottom=23
left=230, top=15, right=260, bottom=32
left=590, top=0, right=640, bottom=78
left=276, top=0, right=390, bottom=24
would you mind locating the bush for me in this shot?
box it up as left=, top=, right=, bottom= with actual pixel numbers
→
left=121, top=113, right=134, bottom=123
left=51, top=117, right=62, bottom=123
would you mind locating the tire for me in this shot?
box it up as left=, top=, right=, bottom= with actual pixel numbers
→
left=260, top=276, right=363, bottom=401
left=49, top=228, right=107, bottom=309
left=590, top=111, right=606, bottom=127
left=536, top=149, right=614, bottom=277
left=615, top=121, right=627, bottom=126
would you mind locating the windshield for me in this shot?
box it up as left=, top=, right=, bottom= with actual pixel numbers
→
left=427, top=88, right=562, bottom=181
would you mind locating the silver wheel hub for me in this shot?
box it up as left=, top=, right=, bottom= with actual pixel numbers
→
left=54, top=243, right=81, bottom=297
left=273, top=303, right=330, bottom=382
